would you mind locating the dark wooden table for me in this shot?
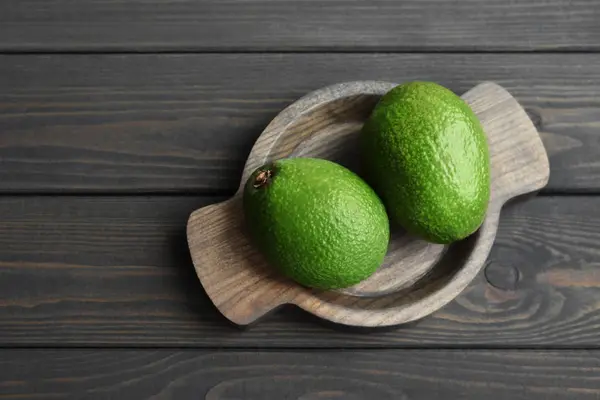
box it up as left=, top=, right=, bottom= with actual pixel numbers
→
left=1, top=1, right=600, bottom=399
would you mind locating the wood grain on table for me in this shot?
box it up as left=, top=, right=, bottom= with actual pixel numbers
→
left=0, top=54, right=598, bottom=193
left=0, top=196, right=599, bottom=347
left=1, top=350, right=600, bottom=399
left=1, top=0, right=599, bottom=52
left=1, top=0, right=600, bottom=398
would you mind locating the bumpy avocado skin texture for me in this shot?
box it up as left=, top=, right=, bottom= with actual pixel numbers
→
left=361, top=81, right=491, bottom=244
left=243, top=158, right=389, bottom=290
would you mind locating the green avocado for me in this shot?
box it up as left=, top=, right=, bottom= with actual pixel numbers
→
left=360, top=81, right=490, bottom=244
left=243, top=157, right=389, bottom=290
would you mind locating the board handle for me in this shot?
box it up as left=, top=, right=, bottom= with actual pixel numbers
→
left=187, top=198, right=303, bottom=325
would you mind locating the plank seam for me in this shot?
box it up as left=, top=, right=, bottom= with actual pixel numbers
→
left=1, top=345, right=600, bottom=350
left=0, top=49, right=599, bottom=56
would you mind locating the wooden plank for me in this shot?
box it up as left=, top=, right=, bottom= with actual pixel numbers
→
left=1, top=0, right=599, bottom=52
left=0, top=54, right=599, bottom=193
left=1, top=349, right=599, bottom=399
left=1, top=195, right=600, bottom=347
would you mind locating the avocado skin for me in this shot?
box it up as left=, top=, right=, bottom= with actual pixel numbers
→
left=360, top=81, right=491, bottom=244
left=243, top=157, right=389, bottom=290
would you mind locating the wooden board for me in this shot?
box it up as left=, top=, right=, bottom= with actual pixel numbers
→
left=1, top=195, right=600, bottom=347
left=187, top=81, right=549, bottom=327
left=0, top=54, right=598, bottom=194
left=1, top=349, right=600, bottom=399
left=1, top=0, right=599, bottom=52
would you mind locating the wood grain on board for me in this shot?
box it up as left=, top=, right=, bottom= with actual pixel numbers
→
left=186, top=81, right=550, bottom=327
left=1, top=195, right=600, bottom=347
left=0, top=54, right=598, bottom=193
left=1, top=0, right=599, bottom=52
left=1, top=349, right=600, bottom=399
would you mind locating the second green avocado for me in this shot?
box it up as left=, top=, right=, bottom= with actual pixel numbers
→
left=361, top=81, right=491, bottom=244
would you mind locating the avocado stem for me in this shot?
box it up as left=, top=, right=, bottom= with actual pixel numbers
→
left=253, top=169, right=273, bottom=189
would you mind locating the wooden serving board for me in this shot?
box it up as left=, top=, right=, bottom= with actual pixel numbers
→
left=186, top=81, right=550, bottom=328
